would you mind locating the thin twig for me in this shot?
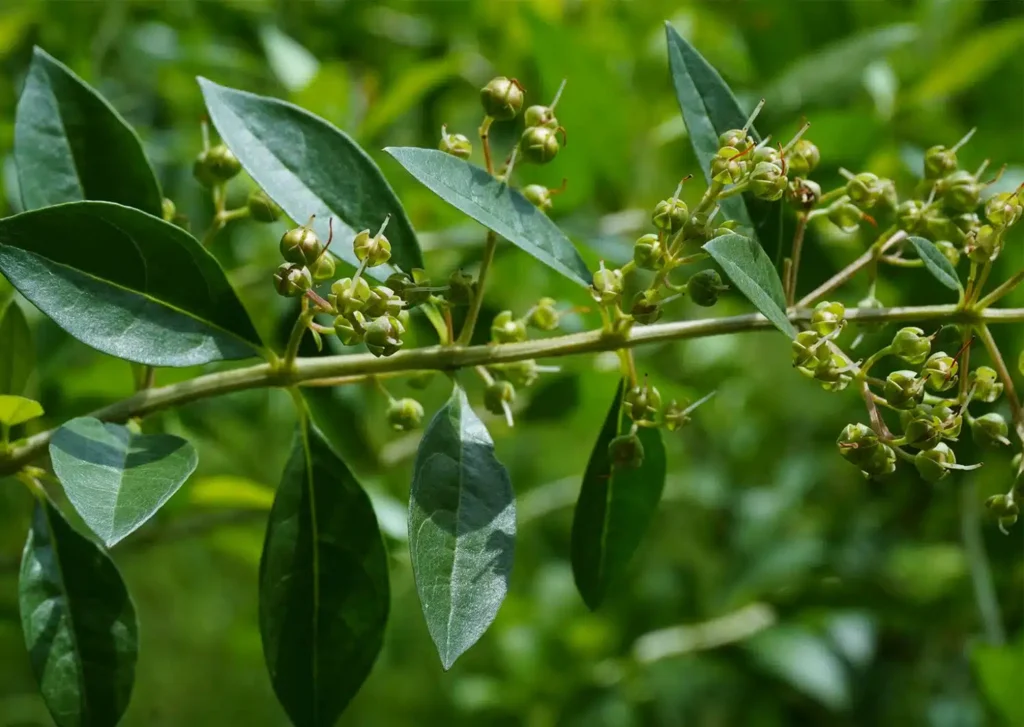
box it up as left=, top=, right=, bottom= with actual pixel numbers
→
left=798, top=230, right=907, bottom=307
left=785, top=213, right=808, bottom=307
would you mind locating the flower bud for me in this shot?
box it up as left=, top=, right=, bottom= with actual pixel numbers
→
left=752, top=145, right=780, bottom=166
left=710, top=146, right=748, bottom=185
left=904, top=415, right=942, bottom=451
left=837, top=423, right=879, bottom=468
left=952, top=212, right=981, bottom=235
left=985, top=494, right=1019, bottom=518
left=280, top=226, right=323, bottom=266
left=273, top=263, right=312, bottom=298
left=590, top=263, right=623, bottom=305
left=492, top=360, right=540, bottom=388
left=829, top=203, right=864, bottom=233
left=924, top=145, right=958, bottom=179
left=884, top=370, right=925, bottom=409
left=791, top=330, right=823, bottom=368
left=519, top=125, right=561, bottom=164
left=447, top=269, right=476, bottom=306
left=897, top=199, right=926, bottom=233
left=330, top=277, right=371, bottom=315
left=934, top=240, right=961, bottom=268
left=966, top=224, right=999, bottom=263
left=524, top=105, right=557, bottom=128
left=364, top=285, right=404, bottom=319
left=941, top=170, right=981, bottom=213
left=608, top=433, right=644, bottom=470
left=717, top=128, right=753, bottom=151
left=193, top=144, right=241, bottom=187
left=915, top=442, right=957, bottom=482
left=490, top=310, right=527, bottom=343
left=333, top=311, right=366, bottom=346
left=161, top=198, right=176, bottom=222
left=386, top=271, right=428, bottom=307
left=788, top=178, right=821, bottom=209
left=846, top=172, right=882, bottom=209
left=786, top=139, right=820, bottom=177
left=484, top=380, right=516, bottom=415
left=863, top=442, right=897, bottom=477
left=480, top=76, right=524, bottom=120
left=439, top=129, right=472, bottom=159
left=630, top=290, right=662, bottom=325
left=528, top=297, right=560, bottom=331
left=970, top=412, right=1011, bottom=448
left=624, top=382, right=662, bottom=423
left=750, top=161, right=787, bottom=201
left=891, top=327, right=931, bottom=365
left=931, top=404, right=963, bottom=440
left=523, top=184, right=552, bottom=212
left=652, top=198, right=689, bottom=233
left=310, top=253, right=336, bottom=282
left=387, top=398, right=424, bottom=431
left=687, top=269, right=728, bottom=307
left=969, top=366, right=1003, bottom=403
left=984, top=192, right=1023, bottom=228
left=809, top=352, right=853, bottom=392
left=363, top=314, right=405, bottom=357
left=248, top=190, right=282, bottom=222
left=633, top=233, right=664, bottom=270
left=921, top=352, right=958, bottom=392
left=662, top=400, right=691, bottom=432
left=353, top=229, right=391, bottom=267
left=811, top=301, right=845, bottom=336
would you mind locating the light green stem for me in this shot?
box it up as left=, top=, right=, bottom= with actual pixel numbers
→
left=457, top=230, right=498, bottom=346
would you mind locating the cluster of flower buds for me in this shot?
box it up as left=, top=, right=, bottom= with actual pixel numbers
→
left=607, top=380, right=710, bottom=470
left=273, top=216, right=337, bottom=297
left=193, top=142, right=241, bottom=188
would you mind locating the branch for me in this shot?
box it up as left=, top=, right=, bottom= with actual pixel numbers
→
left=976, top=323, right=1024, bottom=445
left=2, top=304, right=1021, bottom=476
left=797, top=230, right=906, bottom=307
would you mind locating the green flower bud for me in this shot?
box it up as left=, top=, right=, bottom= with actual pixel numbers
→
left=329, top=277, right=371, bottom=315
left=629, top=290, right=663, bottom=325
left=904, top=415, right=942, bottom=451
left=632, top=233, right=664, bottom=270
left=891, top=327, right=931, bottom=365
left=491, top=360, right=540, bottom=388
left=353, top=229, right=391, bottom=267
left=921, top=352, right=958, bottom=392
left=969, top=366, right=1003, bottom=403
left=364, top=285, right=404, bottom=319
left=787, top=178, right=821, bottom=209
left=710, top=146, right=748, bottom=184
left=652, top=198, right=689, bottom=233
left=941, top=170, right=981, bottom=213
left=750, top=161, right=787, bottom=201
left=717, top=129, right=753, bottom=151
left=931, top=404, right=963, bottom=440
left=333, top=311, right=366, bottom=346
left=877, top=178, right=899, bottom=210
left=273, top=263, right=312, bottom=298
left=966, top=224, right=999, bottom=263
left=363, top=314, right=405, bottom=357
left=524, top=104, right=558, bottom=128
left=837, top=423, right=880, bottom=468
left=519, top=125, right=561, bottom=164
left=528, top=297, right=560, bottom=331
left=970, top=412, right=1011, bottom=449
left=193, top=144, right=241, bottom=187
left=985, top=493, right=1019, bottom=518
left=846, top=172, right=882, bottom=208
left=863, top=442, right=897, bottom=477
left=786, top=139, right=820, bottom=177
left=809, top=352, right=853, bottom=392
left=491, top=310, right=527, bottom=343
left=915, top=442, right=957, bottom=482
left=682, top=211, right=714, bottom=244
left=792, top=330, right=826, bottom=370
left=522, top=184, right=552, bottom=212
left=924, top=145, right=958, bottom=179
left=590, top=263, right=624, bottom=305
left=439, top=129, right=472, bottom=159
left=829, top=202, right=864, bottom=233
left=687, top=269, right=728, bottom=307
left=952, top=212, right=981, bottom=235
left=280, top=226, right=323, bottom=266
left=447, top=269, right=476, bottom=306
left=934, top=240, right=961, bottom=268
left=385, top=271, right=422, bottom=307
left=752, top=145, right=780, bottom=166
left=811, top=301, right=845, bottom=336
left=161, top=197, right=176, bottom=222
left=387, top=398, right=424, bottom=431
left=985, top=192, right=1023, bottom=228
left=661, top=399, right=691, bottom=432
left=608, top=433, right=644, bottom=470
left=897, top=200, right=926, bottom=232
left=624, top=382, right=662, bottom=423
left=923, top=211, right=960, bottom=245
left=480, top=76, right=524, bottom=120
left=247, top=190, right=282, bottom=222
left=310, top=253, right=336, bottom=282
left=484, top=380, right=516, bottom=416
left=884, top=370, right=925, bottom=409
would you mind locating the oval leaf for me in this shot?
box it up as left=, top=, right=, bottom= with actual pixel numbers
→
left=20, top=496, right=138, bottom=727
left=0, top=300, right=33, bottom=395
left=409, top=383, right=516, bottom=670
left=15, top=47, right=162, bottom=216
left=0, top=394, right=43, bottom=427
left=908, top=235, right=962, bottom=292
left=260, top=421, right=390, bottom=726
left=385, top=147, right=591, bottom=287
left=198, top=77, right=422, bottom=275
left=0, top=201, right=262, bottom=366
left=49, top=417, right=198, bottom=547
left=703, top=232, right=796, bottom=337
left=571, top=380, right=667, bottom=610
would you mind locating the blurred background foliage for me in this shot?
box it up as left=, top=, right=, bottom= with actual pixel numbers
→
left=1, top=0, right=1023, bottom=725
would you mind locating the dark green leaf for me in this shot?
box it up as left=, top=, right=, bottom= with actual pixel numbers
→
left=0, top=201, right=263, bottom=366
left=571, top=380, right=667, bottom=610
left=15, top=47, right=162, bottom=216
left=49, top=417, right=198, bottom=547
left=408, top=383, right=516, bottom=669
left=0, top=300, right=33, bottom=395
left=198, top=78, right=422, bottom=275
left=704, top=233, right=796, bottom=337
left=19, top=496, right=138, bottom=727
left=908, top=235, right=961, bottom=292
left=260, top=421, right=389, bottom=726
left=385, top=147, right=591, bottom=287
left=664, top=23, right=754, bottom=231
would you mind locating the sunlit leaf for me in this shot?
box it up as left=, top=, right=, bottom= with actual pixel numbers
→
left=908, top=235, right=961, bottom=292
left=0, top=299, right=32, bottom=395
left=972, top=638, right=1024, bottom=726
left=189, top=475, right=275, bottom=510
left=745, top=626, right=851, bottom=711
left=703, top=233, right=795, bottom=337
left=0, top=394, right=43, bottom=427
left=359, top=54, right=466, bottom=140
left=259, top=25, right=319, bottom=93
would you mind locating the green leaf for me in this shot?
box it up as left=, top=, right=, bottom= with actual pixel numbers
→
left=0, top=300, right=33, bottom=395
left=19, top=496, right=138, bottom=727
left=0, top=201, right=262, bottom=366
left=703, top=233, right=795, bottom=337
left=260, top=421, right=390, bottom=725
left=571, top=379, right=667, bottom=610
left=664, top=22, right=754, bottom=232
left=0, top=394, right=43, bottom=427
left=384, top=147, right=591, bottom=287
left=49, top=417, right=198, bottom=547
left=744, top=626, right=850, bottom=711
left=408, top=383, right=516, bottom=669
left=198, top=77, right=422, bottom=276
left=908, top=235, right=961, bottom=292
left=14, top=47, right=162, bottom=216
left=971, top=637, right=1024, bottom=725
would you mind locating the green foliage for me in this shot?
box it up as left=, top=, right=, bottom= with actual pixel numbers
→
left=0, top=300, right=32, bottom=395
left=908, top=235, right=963, bottom=292
left=703, top=233, right=795, bottom=337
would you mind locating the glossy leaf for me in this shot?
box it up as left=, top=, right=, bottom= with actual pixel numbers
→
left=0, top=300, right=33, bottom=395
left=664, top=22, right=754, bottom=231
left=408, top=383, right=516, bottom=670
left=20, top=496, right=138, bottom=727
left=571, top=380, right=667, bottom=610
left=260, top=422, right=389, bottom=725
left=49, top=417, right=198, bottom=547
left=908, top=236, right=961, bottom=292
left=0, top=201, right=262, bottom=366
left=15, top=47, right=162, bottom=216
left=704, top=233, right=796, bottom=337
left=0, top=394, right=43, bottom=427
left=198, top=78, right=422, bottom=275
left=385, top=147, right=591, bottom=287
